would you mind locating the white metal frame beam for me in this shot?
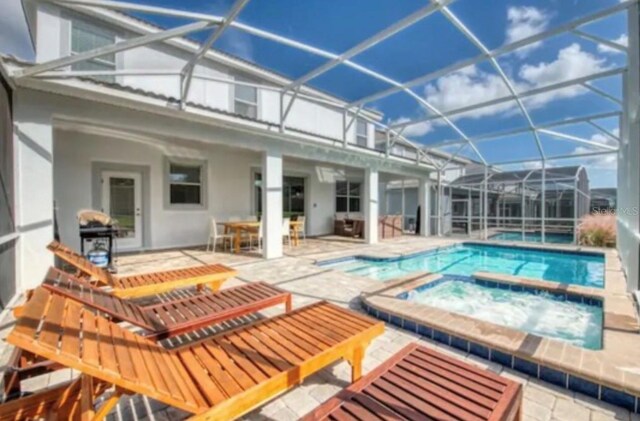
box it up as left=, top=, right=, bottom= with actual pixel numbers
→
left=14, top=20, right=216, bottom=78
left=179, top=0, right=250, bottom=106
left=349, top=1, right=633, bottom=107
left=390, top=67, right=626, bottom=131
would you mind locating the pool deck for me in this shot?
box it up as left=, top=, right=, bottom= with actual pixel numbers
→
left=0, top=235, right=638, bottom=421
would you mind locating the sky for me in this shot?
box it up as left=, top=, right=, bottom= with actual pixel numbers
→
left=0, top=0, right=626, bottom=187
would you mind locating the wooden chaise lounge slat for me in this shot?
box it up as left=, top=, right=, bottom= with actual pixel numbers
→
left=0, top=377, right=108, bottom=421
left=41, top=267, right=291, bottom=340
left=47, top=241, right=237, bottom=298
left=302, top=343, right=523, bottom=421
left=7, top=288, right=384, bottom=420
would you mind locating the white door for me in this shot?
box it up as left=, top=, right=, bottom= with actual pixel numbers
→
left=101, top=171, right=142, bottom=250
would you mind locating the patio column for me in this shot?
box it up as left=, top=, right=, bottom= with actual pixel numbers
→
left=262, top=147, right=283, bottom=259
left=418, top=177, right=431, bottom=236
left=364, top=167, right=379, bottom=244
left=13, top=105, right=55, bottom=291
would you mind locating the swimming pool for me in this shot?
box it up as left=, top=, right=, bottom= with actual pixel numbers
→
left=323, top=243, right=604, bottom=287
left=399, top=276, right=603, bottom=349
left=490, top=231, right=574, bottom=244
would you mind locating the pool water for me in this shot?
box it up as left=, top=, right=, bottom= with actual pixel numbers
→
left=326, top=243, right=604, bottom=287
left=402, top=278, right=603, bottom=349
left=490, top=231, right=573, bottom=244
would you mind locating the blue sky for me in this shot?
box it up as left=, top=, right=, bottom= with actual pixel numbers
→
left=0, top=0, right=625, bottom=187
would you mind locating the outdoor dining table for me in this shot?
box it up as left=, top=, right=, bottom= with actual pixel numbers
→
left=223, top=220, right=304, bottom=253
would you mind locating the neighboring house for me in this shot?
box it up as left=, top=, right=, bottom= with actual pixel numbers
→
left=1, top=2, right=461, bottom=292
left=590, top=188, right=617, bottom=212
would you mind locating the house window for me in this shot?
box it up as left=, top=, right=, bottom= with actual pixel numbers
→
left=356, top=118, right=368, bottom=147
left=168, top=163, right=203, bottom=206
left=234, top=78, right=258, bottom=119
left=70, top=19, right=116, bottom=82
left=336, top=181, right=361, bottom=213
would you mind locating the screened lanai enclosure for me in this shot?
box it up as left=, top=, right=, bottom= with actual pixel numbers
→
left=3, top=0, right=637, bottom=287
left=443, top=166, right=590, bottom=243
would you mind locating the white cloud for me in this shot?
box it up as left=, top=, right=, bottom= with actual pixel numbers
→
left=597, top=34, right=628, bottom=54
left=505, top=6, right=551, bottom=57
left=0, top=0, right=34, bottom=60
left=519, top=43, right=609, bottom=107
left=388, top=117, right=433, bottom=136
left=568, top=129, right=618, bottom=170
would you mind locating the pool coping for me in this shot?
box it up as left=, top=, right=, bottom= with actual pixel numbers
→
left=360, top=272, right=640, bottom=413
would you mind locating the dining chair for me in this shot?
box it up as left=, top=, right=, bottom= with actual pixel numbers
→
left=282, top=217, right=292, bottom=248
left=296, top=216, right=306, bottom=242
left=206, top=217, right=233, bottom=252
left=249, top=220, right=263, bottom=252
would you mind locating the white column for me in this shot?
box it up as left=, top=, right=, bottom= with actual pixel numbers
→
left=14, top=101, right=55, bottom=291
left=364, top=167, right=379, bottom=244
left=418, top=177, right=431, bottom=236
left=262, top=148, right=283, bottom=259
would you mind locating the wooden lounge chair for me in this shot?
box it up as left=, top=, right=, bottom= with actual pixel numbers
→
left=0, top=377, right=108, bottom=421
left=7, top=288, right=384, bottom=420
left=302, top=343, right=523, bottom=421
left=41, top=267, right=292, bottom=340
left=47, top=240, right=238, bottom=298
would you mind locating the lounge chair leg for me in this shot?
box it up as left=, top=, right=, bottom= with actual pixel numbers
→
left=347, top=345, right=365, bottom=382
left=208, top=282, right=221, bottom=292
left=92, top=388, right=124, bottom=421
left=285, top=296, right=292, bottom=313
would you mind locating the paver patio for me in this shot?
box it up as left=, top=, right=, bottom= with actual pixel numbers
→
left=0, top=235, right=636, bottom=421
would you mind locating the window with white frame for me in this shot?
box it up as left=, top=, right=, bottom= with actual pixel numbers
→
left=234, top=77, right=258, bottom=119
left=71, top=19, right=116, bottom=82
left=168, top=162, right=204, bottom=206
left=356, top=118, right=368, bottom=147
left=336, top=181, right=361, bottom=213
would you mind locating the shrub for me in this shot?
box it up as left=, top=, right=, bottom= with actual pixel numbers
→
left=578, top=213, right=616, bottom=247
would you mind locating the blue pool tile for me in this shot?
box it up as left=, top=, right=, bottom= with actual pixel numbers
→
left=490, top=349, right=513, bottom=367
left=539, top=366, right=567, bottom=388
left=390, top=315, right=403, bottom=327
left=513, top=357, right=538, bottom=377
left=433, top=329, right=450, bottom=345
left=523, top=286, right=536, bottom=294
left=469, top=343, right=489, bottom=359
left=497, top=282, right=510, bottom=290
left=404, top=319, right=418, bottom=333
left=450, top=336, right=469, bottom=352
left=378, top=311, right=390, bottom=323
left=418, top=324, right=433, bottom=338
left=511, top=285, right=523, bottom=292
left=476, top=279, right=487, bottom=287
left=567, top=294, right=581, bottom=303
left=569, top=375, right=600, bottom=399
left=486, top=281, right=497, bottom=288
left=601, top=387, right=636, bottom=412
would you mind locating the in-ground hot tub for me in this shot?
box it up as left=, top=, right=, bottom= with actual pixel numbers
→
left=398, top=275, right=603, bottom=349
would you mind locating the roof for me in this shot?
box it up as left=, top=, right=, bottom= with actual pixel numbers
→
left=451, top=166, right=585, bottom=186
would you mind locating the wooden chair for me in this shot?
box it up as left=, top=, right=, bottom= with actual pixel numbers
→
left=282, top=217, right=291, bottom=248
left=0, top=377, right=109, bottom=421
left=206, top=217, right=233, bottom=252
left=41, top=267, right=292, bottom=340
left=8, top=288, right=384, bottom=420
left=302, top=343, right=523, bottom=421
left=295, top=216, right=306, bottom=242
left=47, top=241, right=237, bottom=298
left=5, top=267, right=292, bottom=396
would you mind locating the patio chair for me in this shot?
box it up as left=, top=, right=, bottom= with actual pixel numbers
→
left=7, top=287, right=384, bottom=420
left=47, top=241, right=237, bottom=298
left=282, top=217, right=292, bottom=248
left=5, top=267, right=292, bottom=395
left=41, top=267, right=292, bottom=340
left=206, top=217, right=233, bottom=252
left=295, top=215, right=306, bottom=242
left=302, top=343, right=523, bottom=421
left=249, top=219, right=263, bottom=251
